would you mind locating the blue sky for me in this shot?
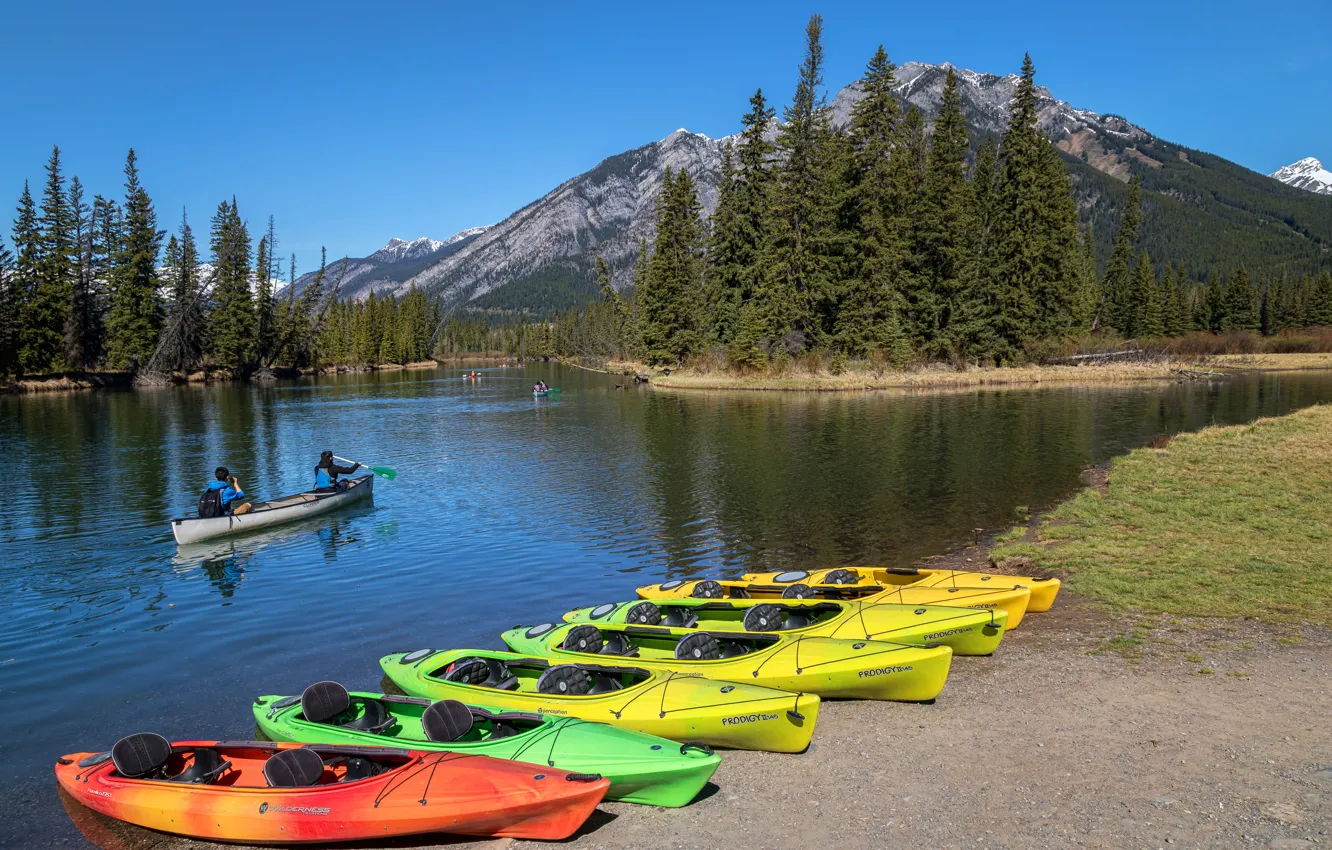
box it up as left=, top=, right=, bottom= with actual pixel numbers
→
left=1, top=0, right=1327, bottom=272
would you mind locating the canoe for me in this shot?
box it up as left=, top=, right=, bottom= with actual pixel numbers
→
left=500, top=621, right=953, bottom=702
left=170, top=475, right=373, bottom=545
left=564, top=598, right=1008, bottom=656
left=742, top=566, right=1062, bottom=612
left=533, top=390, right=548, bottom=397
left=55, top=736, right=607, bottom=843
left=253, top=681, right=720, bottom=807
left=636, top=577, right=1033, bottom=629
left=380, top=648, right=819, bottom=753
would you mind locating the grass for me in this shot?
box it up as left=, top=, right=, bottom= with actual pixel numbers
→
left=991, top=404, right=1332, bottom=626
left=633, top=352, right=1332, bottom=392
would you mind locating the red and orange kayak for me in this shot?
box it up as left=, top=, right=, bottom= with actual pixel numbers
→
left=56, top=737, right=608, bottom=843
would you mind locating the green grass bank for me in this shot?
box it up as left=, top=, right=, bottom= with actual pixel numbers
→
left=992, top=404, right=1332, bottom=626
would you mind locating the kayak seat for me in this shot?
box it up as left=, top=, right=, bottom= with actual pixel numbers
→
left=536, top=665, right=592, bottom=696
left=168, top=748, right=231, bottom=785
left=342, top=698, right=394, bottom=733
left=675, top=633, right=721, bottom=661
left=111, top=733, right=173, bottom=779
left=718, top=639, right=751, bottom=659
left=781, top=612, right=812, bottom=630
left=263, top=748, right=326, bottom=788
left=563, top=625, right=604, bottom=654
left=625, top=601, right=663, bottom=626
left=742, top=604, right=783, bottom=632
left=823, top=569, right=860, bottom=585
left=660, top=608, right=699, bottom=628
left=782, top=584, right=817, bottom=599
left=422, top=700, right=474, bottom=743
left=339, top=756, right=383, bottom=782
left=483, top=659, right=520, bottom=691
left=599, top=633, right=639, bottom=657
left=587, top=674, right=624, bottom=695
left=691, top=580, right=724, bottom=599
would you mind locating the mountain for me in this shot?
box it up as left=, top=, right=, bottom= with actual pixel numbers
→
left=1270, top=157, right=1332, bottom=196
left=317, top=61, right=1332, bottom=313
left=290, top=227, right=491, bottom=301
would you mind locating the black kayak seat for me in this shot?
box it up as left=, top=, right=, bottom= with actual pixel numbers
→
left=442, top=657, right=520, bottom=690
left=661, top=608, right=699, bottom=628
left=111, top=733, right=172, bottom=779
left=587, top=674, right=624, bottom=695
left=301, top=681, right=351, bottom=724
left=342, top=698, right=393, bottom=733
left=264, top=748, right=326, bottom=788
left=674, top=633, right=721, bottom=661
left=563, top=624, right=604, bottom=654
left=422, top=700, right=474, bottom=743
left=168, top=748, right=231, bottom=784
left=599, top=632, right=639, bottom=657
left=537, top=665, right=592, bottom=695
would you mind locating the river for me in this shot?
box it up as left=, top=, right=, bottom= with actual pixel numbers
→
left=3, top=364, right=1330, bottom=848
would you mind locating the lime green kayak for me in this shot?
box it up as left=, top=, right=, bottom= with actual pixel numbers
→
left=253, top=681, right=720, bottom=808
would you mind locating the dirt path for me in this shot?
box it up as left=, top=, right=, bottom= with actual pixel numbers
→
left=65, top=599, right=1331, bottom=850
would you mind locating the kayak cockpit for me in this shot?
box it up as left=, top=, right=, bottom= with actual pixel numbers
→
left=96, top=734, right=411, bottom=787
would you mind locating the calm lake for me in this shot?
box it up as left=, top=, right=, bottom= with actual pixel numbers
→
left=4, top=364, right=1332, bottom=848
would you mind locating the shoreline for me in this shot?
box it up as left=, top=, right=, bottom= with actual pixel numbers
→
left=638, top=352, right=1332, bottom=392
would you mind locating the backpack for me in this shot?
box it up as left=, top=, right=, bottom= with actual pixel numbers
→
left=198, top=487, right=225, bottom=518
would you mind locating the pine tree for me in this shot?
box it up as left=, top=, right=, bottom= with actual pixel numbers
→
left=1308, top=273, right=1332, bottom=327
left=11, top=182, right=40, bottom=375
left=727, top=88, right=777, bottom=360
left=64, top=177, right=103, bottom=369
left=0, top=236, right=16, bottom=376
left=105, top=149, right=163, bottom=369
left=152, top=210, right=205, bottom=372
left=1222, top=267, right=1257, bottom=331
left=917, top=66, right=971, bottom=352
left=1133, top=250, right=1164, bottom=338
left=206, top=199, right=254, bottom=368
left=764, top=13, right=837, bottom=352
left=595, top=254, right=627, bottom=353
left=254, top=216, right=277, bottom=364
left=837, top=44, right=907, bottom=357
left=638, top=168, right=704, bottom=363
left=29, top=145, right=75, bottom=371
left=1071, top=223, right=1099, bottom=331
left=953, top=137, right=1003, bottom=361
left=706, top=142, right=745, bottom=343
left=1098, top=177, right=1142, bottom=335
left=1162, top=262, right=1185, bottom=337
left=888, top=106, right=929, bottom=342
left=1204, top=270, right=1226, bottom=332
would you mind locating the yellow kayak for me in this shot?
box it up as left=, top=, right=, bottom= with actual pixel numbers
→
left=500, top=621, right=953, bottom=702
left=379, top=648, right=819, bottom=753
left=636, top=577, right=1032, bottom=629
left=564, top=598, right=1008, bottom=656
left=741, top=567, right=1062, bottom=613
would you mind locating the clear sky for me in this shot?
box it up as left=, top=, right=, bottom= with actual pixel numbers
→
left=1, top=0, right=1327, bottom=272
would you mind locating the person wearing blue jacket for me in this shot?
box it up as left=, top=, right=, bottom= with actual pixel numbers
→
left=206, top=466, right=252, bottom=515
left=315, top=451, right=360, bottom=490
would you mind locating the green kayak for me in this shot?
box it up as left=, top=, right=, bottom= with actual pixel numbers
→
left=253, top=682, right=720, bottom=808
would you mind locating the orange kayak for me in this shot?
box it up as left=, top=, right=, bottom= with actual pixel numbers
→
left=55, top=736, right=608, bottom=843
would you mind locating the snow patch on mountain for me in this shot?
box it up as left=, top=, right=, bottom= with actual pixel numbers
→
left=1270, top=157, right=1332, bottom=196
left=371, top=236, right=446, bottom=263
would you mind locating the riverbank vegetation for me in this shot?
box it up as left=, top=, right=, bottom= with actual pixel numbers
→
left=545, top=15, right=1332, bottom=379
left=991, top=404, right=1332, bottom=626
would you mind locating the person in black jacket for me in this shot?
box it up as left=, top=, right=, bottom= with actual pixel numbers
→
left=314, top=451, right=360, bottom=490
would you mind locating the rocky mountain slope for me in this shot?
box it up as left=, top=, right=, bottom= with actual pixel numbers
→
left=1270, top=157, right=1332, bottom=196
left=304, top=62, right=1332, bottom=311
left=291, top=227, right=490, bottom=300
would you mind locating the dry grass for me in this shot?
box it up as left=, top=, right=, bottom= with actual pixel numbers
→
left=633, top=352, right=1332, bottom=392
left=992, top=404, right=1332, bottom=626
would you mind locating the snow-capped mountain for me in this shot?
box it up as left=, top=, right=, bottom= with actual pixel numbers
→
left=289, top=226, right=491, bottom=300
left=1269, top=157, right=1332, bottom=196
left=307, top=60, right=1331, bottom=309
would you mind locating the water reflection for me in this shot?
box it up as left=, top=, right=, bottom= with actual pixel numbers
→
left=2, top=366, right=1330, bottom=848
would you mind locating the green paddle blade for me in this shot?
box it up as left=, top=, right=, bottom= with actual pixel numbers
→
left=369, top=466, right=397, bottom=481
left=545, top=387, right=561, bottom=392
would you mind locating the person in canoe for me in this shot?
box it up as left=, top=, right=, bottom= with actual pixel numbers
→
left=315, top=450, right=361, bottom=491
left=199, top=467, right=251, bottom=517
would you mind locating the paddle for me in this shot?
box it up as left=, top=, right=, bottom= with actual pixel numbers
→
left=333, top=456, right=398, bottom=481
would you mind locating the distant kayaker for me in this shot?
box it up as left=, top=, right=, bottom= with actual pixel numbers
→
left=315, top=451, right=360, bottom=490
left=200, top=467, right=252, bottom=517
left=538, top=380, right=548, bottom=391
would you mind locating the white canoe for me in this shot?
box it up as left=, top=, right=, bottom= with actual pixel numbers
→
left=170, top=475, right=374, bottom=545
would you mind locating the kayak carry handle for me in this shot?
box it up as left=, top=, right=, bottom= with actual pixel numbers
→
left=680, top=742, right=714, bottom=756
left=566, top=773, right=603, bottom=782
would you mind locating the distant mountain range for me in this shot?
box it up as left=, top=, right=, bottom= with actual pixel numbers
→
left=294, top=62, right=1332, bottom=312
left=1270, top=157, right=1332, bottom=196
